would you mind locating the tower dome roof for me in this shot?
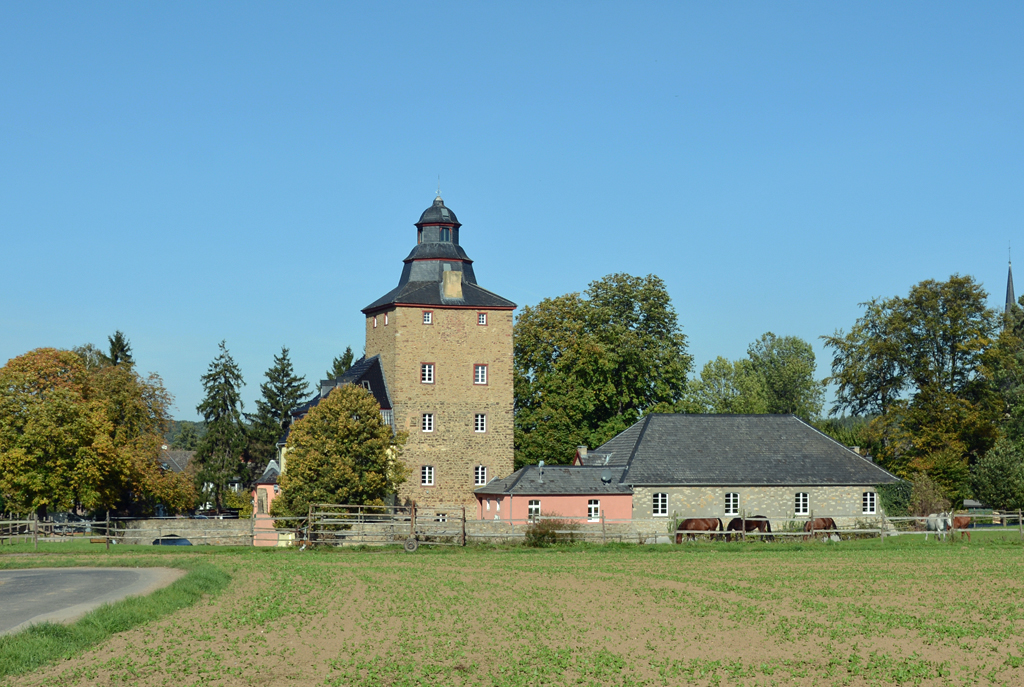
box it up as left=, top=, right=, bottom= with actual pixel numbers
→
left=417, top=196, right=460, bottom=225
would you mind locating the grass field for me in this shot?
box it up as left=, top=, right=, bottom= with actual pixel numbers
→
left=1, top=533, right=1023, bottom=687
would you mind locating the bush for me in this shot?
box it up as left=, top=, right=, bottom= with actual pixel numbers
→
left=877, top=480, right=912, bottom=517
left=973, top=437, right=1024, bottom=511
left=909, top=473, right=950, bottom=516
left=524, top=515, right=580, bottom=546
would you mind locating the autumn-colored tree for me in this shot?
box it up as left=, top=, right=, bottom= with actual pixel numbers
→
left=272, top=384, right=406, bottom=516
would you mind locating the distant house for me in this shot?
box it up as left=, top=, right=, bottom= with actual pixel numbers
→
left=473, top=464, right=633, bottom=523
left=252, top=460, right=284, bottom=547
left=573, top=414, right=901, bottom=527
left=159, top=448, right=194, bottom=474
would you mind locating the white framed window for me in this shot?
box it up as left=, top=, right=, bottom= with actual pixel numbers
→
left=423, top=311, right=433, bottom=325
left=725, top=492, right=739, bottom=516
left=588, top=499, right=600, bottom=521
left=474, top=364, right=487, bottom=385
left=863, top=491, right=876, bottom=514
left=474, top=413, right=486, bottom=433
left=361, top=380, right=371, bottom=390
left=422, top=413, right=434, bottom=432
left=474, top=465, right=487, bottom=485
left=477, top=313, right=487, bottom=326
left=528, top=500, right=540, bottom=520
left=436, top=513, right=447, bottom=522
left=653, top=493, right=668, bottom=516
left=421, top=465, right=434, bottom=486
left=380, top=410, right=393, bottom=426
left=384, top=313, right=388, bottom=326
left=795, top=492, right=809, bottom=516
left=421, top=363, right=434, bottom=384
left=485, top=499, right=491, bottom=511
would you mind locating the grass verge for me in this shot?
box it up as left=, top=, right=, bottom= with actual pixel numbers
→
left=0, top=562, right=229, bottom=679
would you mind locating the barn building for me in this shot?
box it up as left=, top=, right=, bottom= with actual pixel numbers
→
left=569, top=414, right=901, bottom=527
left=473, top=464, right=633, bottom=523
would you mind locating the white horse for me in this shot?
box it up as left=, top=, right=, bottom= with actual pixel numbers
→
left=925, top=513, right=951, bottom=541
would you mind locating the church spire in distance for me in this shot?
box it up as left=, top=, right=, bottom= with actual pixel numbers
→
left=1006, top=245, right=1015, bottom=320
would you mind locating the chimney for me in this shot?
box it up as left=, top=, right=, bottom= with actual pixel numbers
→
left=442, top=270, right=463, bottom=299
left=577, top=445, right=588, bottom=464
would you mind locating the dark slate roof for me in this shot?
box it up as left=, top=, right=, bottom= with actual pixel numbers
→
left=281, top=355, right=392, bottom=444
left=255, top=460, right=280, bottom=485
left=362, top=280, right=516, bottom=312
left=160, top=450, right=194, bottom=473
left=417, top=196, right=460, bottom=225
left=402, top=242, right=473, bottom=263
left=580, top=414, right=901, bottom=487
left=474, top=465, right=633, bottom=496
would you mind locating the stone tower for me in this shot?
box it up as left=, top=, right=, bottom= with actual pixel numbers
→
left=362, top=196, right=516, bottom=509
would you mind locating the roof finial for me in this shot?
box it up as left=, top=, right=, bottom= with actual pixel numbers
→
left=436, top=174, right=442, bottom=202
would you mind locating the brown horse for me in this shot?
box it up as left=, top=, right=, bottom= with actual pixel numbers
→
left=675, top=518, right=723, bottom=543
left=725, top=516, right=774, bottom=542
left=952, top=515, right=971, bottom=543
left=803, top=517, right=837, bottom=540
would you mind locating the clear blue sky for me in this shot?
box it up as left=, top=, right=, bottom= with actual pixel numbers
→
left=2, top=3, right=1022, bottom=421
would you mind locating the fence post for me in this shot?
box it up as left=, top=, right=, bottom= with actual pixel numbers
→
left=106, top=510, right=110, bottom=551
left=32, top=513, right=38, bottom=551
left=250, top=510, right=255, bottom=547
left=410, top=502, right=417, bottom=539
left=810, top=510, right=815, bottom=540
left=461, top=507, right=466, bottom=547
left=741, top=511, right=746, bottom=542
left=306, top=503, right=312, bottom=545
left=1019, top=510, right=1022, bottom=542
left=601, top=511, right=606, bottom=545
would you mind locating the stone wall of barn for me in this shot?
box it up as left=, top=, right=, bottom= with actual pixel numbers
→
left=630, top=485, right=883, bottom=529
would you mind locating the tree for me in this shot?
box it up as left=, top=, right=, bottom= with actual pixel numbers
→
left=686, top=356, right=768, bottom=414
left=823, top=276, right=1000, bottom=500
left=194, top=341, right=247, bottom=511
left=327, top=347, right=354, bottom=380
left=246, top=346, right=310, bottom=474
left=514, top=273, right=692, bottom=467
left=169, top=421, right=204, bottom=450
left=271, top=384, right=407, bottom=515
left=972, top=437, right=1024, bottom=511
left=104, top=331, right=134, bottom=367
left=746, top=333, right=824, bottom=419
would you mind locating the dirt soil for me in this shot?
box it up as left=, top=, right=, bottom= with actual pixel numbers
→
left=5, top=543, right=1024, bottom=686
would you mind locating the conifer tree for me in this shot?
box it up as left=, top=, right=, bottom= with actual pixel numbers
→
left=104, top=331, right=134, bottom=367
left=326, top=346, right=354, bottom=380
left=247, top=346, right=310, bottom=474
left=194, top=341, right=246, bottom=511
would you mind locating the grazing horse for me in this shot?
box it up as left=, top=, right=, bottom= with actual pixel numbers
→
left=952, top=515, right=971, bottom=543
left=725, top=516, right=774, bottom=542
left=924, top=513, right=951, bottom=541
left=803, top=517, right=838, bottom=540
left=675, top=518, right=723, bottom=543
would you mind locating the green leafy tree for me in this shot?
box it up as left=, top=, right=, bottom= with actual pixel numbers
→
left=326, top=347, right=354, bottom=380
left=972, top=437, right=1024, bottom=511
left=514, top=273, right=692, bottom=467
left=686, top=356, right=768, bottom=414
left=194, top=341, right=247, bottom=511
left=168, top=421, right=205, bottom=450
left=746, top=332, right=823, bottom=419
left=823, top=275, right=1000, bottom=499
left=272, top=384, right=407, bottom=516
left=246, top=346, right=310, bottom=474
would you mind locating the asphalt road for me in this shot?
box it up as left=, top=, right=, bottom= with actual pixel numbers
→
left=0, top=567, right=184, bottom=635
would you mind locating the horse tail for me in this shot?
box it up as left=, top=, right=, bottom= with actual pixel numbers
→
left=764, top=518, right=772, bottom=533
left=717, top=518, right=723, bottom=531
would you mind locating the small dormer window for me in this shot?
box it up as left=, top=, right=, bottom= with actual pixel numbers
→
left=439, top=227, right=451, bottom=242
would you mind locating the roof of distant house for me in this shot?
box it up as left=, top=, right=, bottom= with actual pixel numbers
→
left=160, top=450, right=194, bottom=473
left=578, top=414, right=901, bottom=487
left=255, top=460, right=280, bottom=486
left=474, top=465, right=633, bottom=496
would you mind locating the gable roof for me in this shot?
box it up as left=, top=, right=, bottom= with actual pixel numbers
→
left=580, top=414, right=900, bottom=487
left=474, top=465, right=632, bottom=496
left=160, top=450, right=194, bottom=473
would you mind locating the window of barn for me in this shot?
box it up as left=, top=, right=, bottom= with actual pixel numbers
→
left=862, top=491, right=876, bottom=514
left=588, top=499, right=600, bottom=521
left=725, top=492, right=739, bottom=516
left=652, top=493, right=667, bottom=516
left=528, top=500, right=540, bottom=520
left=795, top=492, right=809, bottom=516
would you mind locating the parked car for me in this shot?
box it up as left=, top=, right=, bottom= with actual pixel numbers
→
left=152, top=535, right=192, bottom=546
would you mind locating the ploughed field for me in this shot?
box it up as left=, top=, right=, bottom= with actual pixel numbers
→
left=3, top=535, right=1024, bottom=687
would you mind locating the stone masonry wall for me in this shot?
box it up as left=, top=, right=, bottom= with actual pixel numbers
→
left=631, top=485, right=881, bottom=530
left=366, top=305, right=515, bottom=508
left=117, top=519, right=252, bottom=546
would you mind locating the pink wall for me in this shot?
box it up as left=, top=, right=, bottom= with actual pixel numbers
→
left=476, top=493, right=632, bottom=522
left=252, top=484, right=280, bottom=547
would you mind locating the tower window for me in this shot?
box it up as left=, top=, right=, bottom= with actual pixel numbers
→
left=474, top=465, right=487, bottom=485
left=421, top=363, right=434, bottom=384
left=423, top=311, right=433, bottom=325
left=373, top=316, right=377, bottom=328
left=474, top=364, right=488, bottom=385
left=422, top=413, right=434, bottom=432
left=421, top=465, right=435, bottom=486
left=477, top=313, right=487, bottom=326
left=384, top=313, right=388, bottom=326
left=439, top=227, right=451, bottom=242
left=474, top=413, right=486, bottom=433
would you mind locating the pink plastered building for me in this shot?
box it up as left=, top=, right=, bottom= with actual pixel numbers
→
left=474, top=464, right=633, bottom=523
left=252, top=460, right=283, bottom=547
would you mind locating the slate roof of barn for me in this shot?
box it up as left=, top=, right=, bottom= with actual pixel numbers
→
left=474, top=465, right=633, bottom=496
left=579, top=414, right=901, bottom=487
left=362, top=280, right=516, bottom=312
